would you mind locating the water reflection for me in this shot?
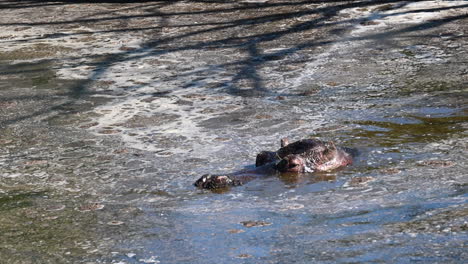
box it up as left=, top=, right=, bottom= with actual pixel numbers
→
left=352, top=114, right=467, bottom=146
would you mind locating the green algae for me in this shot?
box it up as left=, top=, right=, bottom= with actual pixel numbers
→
left=0, top=60, right=60, bottom=90
left=399, top=80, right=464, bottom=95
left=0, top=191, right=46, bottom=211
left=0, top=201, right=106, bottom=263
left=0, top=43, right=74, bottom=61
left=400, top=49, right=415, bottom=57
left=390, top=206, right=468, bottom=233
left=352, top=114, right=466, bottom=146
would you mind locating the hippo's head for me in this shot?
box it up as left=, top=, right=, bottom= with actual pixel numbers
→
left=275, top=139, right=352, bottom=173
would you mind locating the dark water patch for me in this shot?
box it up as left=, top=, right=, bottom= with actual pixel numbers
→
left=350, top=114, right=466, bottom=147
left=400, top=49, right=415, bottom=57
left=278, top=171, right=337, bottom=187
left=0, top=43, right=74, bottom=61
left=200, top=110, right=254, bottom=129
left=389, top=205, right=468, bottom=234
left=310, top=105, right=466, bottom=151
left=0, top=60, right=57, bottom=89
left=0, top=190, right=46, bottom=211
left=398, top=80, right=464, bottom=96
left=116, top=113, right=180, bottom=129
left=0, top=59, right=112, bottom=128
left=1, top=202, right=112, bottom=263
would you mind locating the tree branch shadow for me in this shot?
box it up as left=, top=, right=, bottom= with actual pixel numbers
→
left=0, top=0, right=466, bottom=127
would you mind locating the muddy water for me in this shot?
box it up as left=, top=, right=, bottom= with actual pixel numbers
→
left=1, top=1, right=467, bottom=263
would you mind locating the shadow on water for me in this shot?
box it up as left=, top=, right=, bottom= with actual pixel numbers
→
left=0, top=190, right=47, bottom=211
left=1, top=0, right=467, bottom=127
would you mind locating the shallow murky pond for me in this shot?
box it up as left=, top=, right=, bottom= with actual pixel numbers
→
left=0, top=1, right=467, bottom=263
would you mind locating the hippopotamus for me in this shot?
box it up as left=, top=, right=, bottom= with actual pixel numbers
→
left=194, top=138, right=354, bottom=189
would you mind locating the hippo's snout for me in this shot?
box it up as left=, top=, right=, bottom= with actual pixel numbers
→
left=194, top=174, right=242, bottom=189
left=276, top=155, right=305, bottom=173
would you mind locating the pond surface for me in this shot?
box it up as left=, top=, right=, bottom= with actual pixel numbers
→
left=0, top=1, right=467, bottom=263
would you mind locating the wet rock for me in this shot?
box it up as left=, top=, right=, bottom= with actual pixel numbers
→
left=77, top=203, right=105, bottom=212
left=140, top=97, right=156, bottom=103
left=372, top=4, right=395, bottom=12
left=181, top=93, right=206, bottom=100
left=113, top=148, right=129, bottom=154
left=119, top=46, right=137, bottom=51
left=236, top=254, right=252, bottom=259
left=348, top=176, right=375, bottom=186
left=43, top=215, right=59, bottom=220
left=254, top=114, right=272, bottom=119
left=0, top=139, right=14, bottom=145
left=175, top=99, right=193, bottom=106
left=228, top=229, right=245, bottom=234
left=296, top=83, right=321, bottom=96
left=107, top=220, right=124, bottom=226
left=419, top=160, right=456, bottom=168
left=98, top=129, right=121, bottom=135
left=0, top=101, right=18, bottom=108
left=214, top=137, right=231, bottom=142
left=380, top=168, right=401, bottom=174
left=315, top=124, right=347, bottom=132
left=360, top=20, right=380, bottom=26
left=23, top=160, right=48, bottom=166
left=183, top=158, right=208, bottom=163
left=63, top=140, right=96, bottom=148
left=95, top=80, right=116, bottom=88
left=79, top=122, right=99, bottom=129
left=117, top=114, right=180, bottom=129
left=240, top=220, right=272, bottom=228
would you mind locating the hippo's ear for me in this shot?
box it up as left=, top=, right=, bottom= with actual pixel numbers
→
left=327, top=141, right=336, bottom=150
left=281, top=138, right=289, bottom=147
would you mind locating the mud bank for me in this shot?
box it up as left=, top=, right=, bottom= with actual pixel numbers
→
left=0, top=1, right=467, bottom=263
